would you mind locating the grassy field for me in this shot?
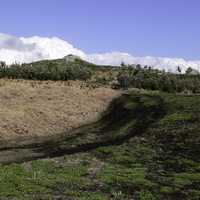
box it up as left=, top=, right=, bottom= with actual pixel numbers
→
left=0, top=79, right=120, bottom=140
left=0, top=90, right=199, bottom=200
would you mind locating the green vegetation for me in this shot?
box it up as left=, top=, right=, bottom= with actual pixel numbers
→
left=116, top=65, right=200, bottom=93
left=0, top=56, right=199, bottom=199
left=0, top=58, right=94, bottom=81
left=0, top=91, right=199, bottom=199
left=1, top=57, right=200, bottom=94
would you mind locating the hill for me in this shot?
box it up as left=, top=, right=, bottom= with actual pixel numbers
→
left=0, top=79, right=120, bottom=140
left=1, top=56, right=200, bottom=94
left=0, top=90, right=199, bottom=200
left=0, top=56, right=199, bottom=199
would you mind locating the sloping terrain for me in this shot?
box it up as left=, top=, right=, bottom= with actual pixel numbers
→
left=0, top=79, right=120, bottom=140
left=0, top=90, right=199, bottom=199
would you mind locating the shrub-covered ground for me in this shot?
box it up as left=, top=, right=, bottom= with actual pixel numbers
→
left=0, top=58, right=94, bottom=81
left=1, top=56, right=200, bottom=94
left=0, top=90, right=199, bottom=200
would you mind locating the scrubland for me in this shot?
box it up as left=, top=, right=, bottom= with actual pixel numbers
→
left=0, top=79, right=120, bottom=140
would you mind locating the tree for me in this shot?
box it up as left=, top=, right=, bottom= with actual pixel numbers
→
left=177, top=66, right=182, bottom=74
left=120, top=61, right=126, bottom=67
left=185, top=67, right=193, bottom=74
left=0, top=61, right=6, bottom=68
left=136, top=64, right=142, bottom=70
left=117, top=73, right=129, bottom=89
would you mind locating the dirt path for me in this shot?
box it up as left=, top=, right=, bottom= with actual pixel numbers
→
left=0, top=117, right=153, bottom=164
left=0, top=93, right=167, bottom=165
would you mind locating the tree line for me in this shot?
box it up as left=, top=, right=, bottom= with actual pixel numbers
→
left=116, top=64, right=200, bottom=93
left=1, top=59, right=200, bottom=93
left=0, top=60, right=92, bottom=81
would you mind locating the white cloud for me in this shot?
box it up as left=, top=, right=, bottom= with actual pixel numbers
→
left=0, top=33, right=86, bottom=64
left=0, top=33, right=200, bottom=73
left=87, top=53, right=200, bottom=73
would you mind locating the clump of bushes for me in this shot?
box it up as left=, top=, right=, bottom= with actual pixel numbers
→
left=1, top=58, right=200, bottom=94
left=0, top=59, right=93, bottom=81
left=116, top=64, right=200, bottom=93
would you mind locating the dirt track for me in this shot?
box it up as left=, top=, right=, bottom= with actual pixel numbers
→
left=0, top=92, right=167, bottom=165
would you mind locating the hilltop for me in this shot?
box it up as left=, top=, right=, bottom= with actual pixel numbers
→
left=1, top=55, right=200, bottom=94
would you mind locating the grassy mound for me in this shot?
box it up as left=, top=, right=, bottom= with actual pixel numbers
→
left=0, top=58, right=94, bottom=81
left=0, top=91, right=199, bottom=199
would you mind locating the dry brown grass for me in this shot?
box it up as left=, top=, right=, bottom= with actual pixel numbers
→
left=0, top=79, right=120, bottom=140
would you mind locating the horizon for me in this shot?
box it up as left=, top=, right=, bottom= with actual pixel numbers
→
left=0, top=0, right=200, bottom=72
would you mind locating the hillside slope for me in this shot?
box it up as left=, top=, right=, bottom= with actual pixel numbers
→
left=0, top=91, right=199, bottom=199
left=0, top=79, right=120, bottom=140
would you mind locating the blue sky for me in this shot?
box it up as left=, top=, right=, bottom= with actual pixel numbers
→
left=0, top=0, right=200, bottom=60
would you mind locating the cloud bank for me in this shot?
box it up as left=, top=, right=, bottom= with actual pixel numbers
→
left=0, top=33, right=200, bottom=73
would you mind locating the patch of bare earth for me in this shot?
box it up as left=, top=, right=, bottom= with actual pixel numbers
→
left=0, top=79, right=120, bottom=140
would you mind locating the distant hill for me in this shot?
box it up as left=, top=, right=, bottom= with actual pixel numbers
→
left=1, top=55, right=200, bottom=94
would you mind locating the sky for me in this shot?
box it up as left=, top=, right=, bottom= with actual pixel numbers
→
left=0, top=0, right=200, bottom=72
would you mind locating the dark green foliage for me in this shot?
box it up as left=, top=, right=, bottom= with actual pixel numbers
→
left=116, top=66, right=200, bottom=93
left=1, top=57, right=200, bottom=94
left=0, top=58, right=93, bottom=81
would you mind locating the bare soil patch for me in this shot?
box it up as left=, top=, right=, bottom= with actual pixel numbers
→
left=0, top=79, right=120, bottom=140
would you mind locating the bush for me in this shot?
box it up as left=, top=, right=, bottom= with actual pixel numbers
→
left=116, top=65, right=200, bottom=93
left=0, top=59, right=93, bottom=81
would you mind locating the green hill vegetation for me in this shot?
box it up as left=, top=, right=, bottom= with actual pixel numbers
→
left=0, top=90, right=199, bottom=199
left=1, top=57, right=200, bottom=94
left=0, top=57, right=93, bottom=81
